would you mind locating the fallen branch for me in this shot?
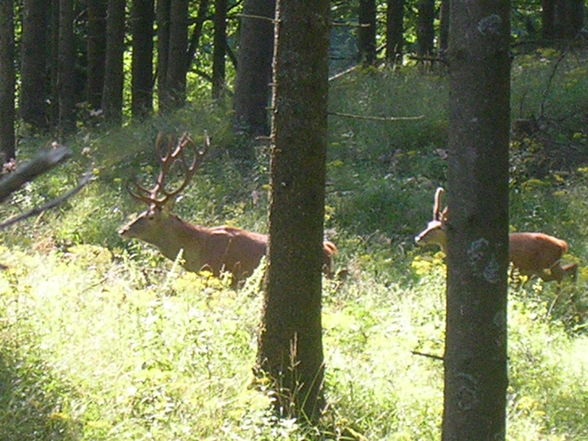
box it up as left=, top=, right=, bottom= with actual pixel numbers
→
left=328, top=111, right=424, bottom=122
left=0, top=145, right=71, bottom=202
left=0, top=170, right=93, bottom=231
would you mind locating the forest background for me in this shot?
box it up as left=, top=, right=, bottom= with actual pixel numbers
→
left=0, top=0, right=587, bottom=440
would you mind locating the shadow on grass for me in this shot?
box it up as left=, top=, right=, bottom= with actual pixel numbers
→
left=0, top=346, right=81, bottom=441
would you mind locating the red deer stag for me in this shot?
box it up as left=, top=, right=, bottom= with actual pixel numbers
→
left=415, top=187, right=577, bottom=282
left=119, top=132, right=337, bottom=283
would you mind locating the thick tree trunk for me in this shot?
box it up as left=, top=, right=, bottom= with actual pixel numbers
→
left=87, top=0, right=107, bottom=111
left=21, top=0, right=49, bottom=129
left=443, top=0, right=511, bottom=440
left=386, top=0, right=404, bottom=64
left=58, top=0, right=76, bottom=134
left=212, top=0, right=227, bottom=99
left=131, top=0, right=155, bottom=118
left=552, top=0, right=585, bottom=39
left=257, top=0, right=330, bottom=423
left=102, top=0, right=126, bottom=124
left=233, top=0, right=275, bottom=137
left=358, top=0, right=376, bottom=65
left=0, top=0, right=15, bottom=161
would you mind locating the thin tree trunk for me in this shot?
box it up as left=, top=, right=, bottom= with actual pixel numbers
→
left=443, top=0, right=511, bottom=439
left=163, top=0, right=188, bottom=109
left=212, top=0, right=227, bottom=99
left=21, top=0, right=49, bottom=129
left=58, top=0, right=76, bottom=134
left=417, top=0, right=435, bottom=61
left=386, top=0, right=404, bottom=64
left=186, top=0, right=210, bottom=72
left=358, top=0, right=376, bottom=65
left=156, top=0, right=171, bottom=108
left=131, top=0, right=155, bottom=118
left=0, top=0, right=15, bottom=161
left=439, top=0, right=449, bottom=56
left=257, top=0, right=330, bottom=423
left=48, top=0, right=60, bottom=127
left=542, top=0, right=555, bottom=39
left=233, top=0, right=275, bottom=138
left=87, top=0, right=107, bottom=111
left=102, top=0, right=126, bottom=124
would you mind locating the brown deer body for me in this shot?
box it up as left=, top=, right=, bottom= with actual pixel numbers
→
left=415, top=187, right=577, bottom=282
left=119, top=133, right=336, bottom=283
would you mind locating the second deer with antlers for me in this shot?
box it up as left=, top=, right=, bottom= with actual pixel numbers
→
left=415, top=187, right=577, bottom=282
left=119, top=133, right=337, bottom=284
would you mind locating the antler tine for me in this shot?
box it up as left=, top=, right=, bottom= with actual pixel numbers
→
left=182, top=130, right=210, bottom=173
left=433, top=187, right=445, bottom=220
left=126, top=179, right=159, bottom=205
left=155, top=131, right=210, bottom=203
left=147, top=133, right=184, bottom=206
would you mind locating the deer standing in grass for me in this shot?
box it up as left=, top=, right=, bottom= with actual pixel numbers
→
left=415, top=187, right=577, bottom=282
left=119, top=133, right=337, bottom=283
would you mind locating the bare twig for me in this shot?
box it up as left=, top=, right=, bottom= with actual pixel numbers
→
left=328, top=111, right=424, bottom=122
left=539, top=48, right=569, bottom=118
left=0, top=171, right=93, bottom=231
left=0, top=145, right=72, bottom=202
left=329, top=64, right=360, bottom=82
left=411, top=350, right=444, bottom=361
left=236, top=13, right=276, bottom=24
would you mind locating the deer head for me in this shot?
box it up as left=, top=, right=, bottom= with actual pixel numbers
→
left=414, top=187, right=449, bottom=252
left=118, top=132, right=209, bottom=241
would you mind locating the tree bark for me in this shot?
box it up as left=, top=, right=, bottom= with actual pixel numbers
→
left=58, top=0, right=76, bottom=134
left=257, top=0, right=330, bottom=423
left=156, top=0, right=170, bottom=107
left=21, top=0, right=49, bottom=129
left=439, top=0, right=449, bottom=56
left=386, top=0, right=404, bottom=64
left=0, top=0, right=15, bottom=161
left=131, top=0, right=155, bottom=118
left=87, top=0, right=107, bottom=111
left=212, top=0, right=227, bottom=99
left=102, top=0, right=126, bottom=124
left=358, top=0, right=376, bottom=65
left=553, top=0, right=585, bottom=39
left=186, top=0, right=210, bottom=72
left=443, top=0, right=511, bottom=440
left=233, top=0, right=275, bottom=137
left=162, top=0, right=188, bottom=110
left=417, top=0, right=435, bottom=60
left=542, top=0, right=555, bottom=39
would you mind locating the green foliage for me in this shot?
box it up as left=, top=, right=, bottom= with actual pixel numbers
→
left=1, top=54, right=588, bottom=441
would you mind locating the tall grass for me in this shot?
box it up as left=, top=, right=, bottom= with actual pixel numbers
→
left=0, top=52, right=587, bottom=440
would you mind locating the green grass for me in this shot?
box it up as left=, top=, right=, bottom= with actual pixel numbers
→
left=1, top=52, right=588, bottom=440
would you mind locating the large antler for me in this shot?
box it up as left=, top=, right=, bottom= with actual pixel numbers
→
left=128, top=131, right=210, bottom=208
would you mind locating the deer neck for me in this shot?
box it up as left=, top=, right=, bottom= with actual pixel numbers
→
left=151, top=215, right=209, bottom=269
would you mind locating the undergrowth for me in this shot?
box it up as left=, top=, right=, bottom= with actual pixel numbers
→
left=0, top=51, right=587, bottom=440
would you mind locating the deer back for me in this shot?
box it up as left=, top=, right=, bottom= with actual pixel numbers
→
left=508, top=232, right=567, bottom=273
